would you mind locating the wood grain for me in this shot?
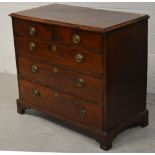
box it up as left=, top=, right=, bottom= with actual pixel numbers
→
left=18, top=56, right=104, bottom=104
left=19, top=79, right=103, bottom=129
left=55, top=26, right=103, bottom=49
left=13, top=18, right=52, bottom=41
left=10, top=4, right=149, bottom=32
left=15, top=37, right=104, bottom=76
left=105, top=20, right=148, bottom=131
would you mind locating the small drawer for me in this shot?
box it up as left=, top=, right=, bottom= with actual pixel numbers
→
left=18, top=56, right=104, bottom=104
left=19, top=79, right=103, bottom=129
left=13, top=18, right=52, bottom=41
left=15, top=37, right=103, bottom=76
left=55, top=26, right=103, bottom=49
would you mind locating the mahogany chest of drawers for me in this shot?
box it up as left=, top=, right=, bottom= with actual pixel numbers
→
left=10, top=4, right=149, bottom=150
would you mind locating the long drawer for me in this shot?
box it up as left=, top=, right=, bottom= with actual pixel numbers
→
left=15, top=37, right=103, bottom=76
left=19, top=79, right=103, bottom=130
left=18, top=56, right=104, bottom=104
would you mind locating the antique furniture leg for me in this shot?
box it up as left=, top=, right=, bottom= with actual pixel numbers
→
left=16, top=99, right=28, bottom=114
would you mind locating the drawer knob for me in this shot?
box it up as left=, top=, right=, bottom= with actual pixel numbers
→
left=31, top=65, right=38, bottom=73
left=53, top=66, right=58, bottom=73
left=80, top=109, right=86, bottom=118
left=77, top=78, right=85, bottom=87
left=51, top=45, right=57, bottom=52
left=75, top=53, right=84, bottom=63
left=29, top=26, right=36, bottom=36
left=72, top=34, right=80, bottom=44
left=29, top=42, right=36, bottom=51
left=32, top=89, right=40, bottom=97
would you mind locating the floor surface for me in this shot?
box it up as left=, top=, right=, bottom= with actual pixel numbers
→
left=0, top=73, right=155, bottom=153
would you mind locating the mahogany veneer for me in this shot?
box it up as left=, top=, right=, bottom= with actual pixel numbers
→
left=10, top=4, right=149, bottom=150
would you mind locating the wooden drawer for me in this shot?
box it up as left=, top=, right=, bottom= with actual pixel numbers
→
left=15, top=37, right=103, bottom=76
left=55, top=26, right=103, bottom=49
left=18, top=56, right=104, bottom=104
left=13, top=18, right=52, bottom=41
left=19, top=79, right=103, bottom=129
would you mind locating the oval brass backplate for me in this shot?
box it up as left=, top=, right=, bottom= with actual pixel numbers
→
left=75, top=53, right=84, bottom=63
left=77, top=78, right=85, bottom=87
left=31, top=65, right=38, bottom=73
left=29, top=42, right=36, bottom=51
left=72, top=34, right=80, bottom=44
left=29, top=26, right=36, bottom=36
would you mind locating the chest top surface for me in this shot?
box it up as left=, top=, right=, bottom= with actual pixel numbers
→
left=10, top=4, right=149, bottom=32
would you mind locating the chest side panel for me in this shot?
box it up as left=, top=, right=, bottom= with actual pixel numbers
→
left=105, top=19, right=148, bottom=131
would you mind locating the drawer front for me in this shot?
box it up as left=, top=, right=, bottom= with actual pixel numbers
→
left=15, top=37, right=103, bottom=76
left=19, top=79, right=103, bottom=129
left=55, top=26, right=103, bottom=49
left=13, top=18, right=52, bottom=41
left=18, top=56, right=104, bottom=104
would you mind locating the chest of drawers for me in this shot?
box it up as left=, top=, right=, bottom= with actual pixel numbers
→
left=10, top=4, right=149, bottom=150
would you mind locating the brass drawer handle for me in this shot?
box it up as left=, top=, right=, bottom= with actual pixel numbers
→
left=72, top=34, right=80, bottom=44
left=32, top=89, right=40, bottom=97
left=29, top=42, right=36, bottom=51
left=75, top=53, right=84, bottom=63
left=77, top=78, right=85, bottom=87
left=31, top=65, right=38, bottom=73
left=80, top=109, right=86, bottom=118
left=50, top=44, right=57, bottom=52
left=29, top=26, right=36, bottom=36
left=53, top=66, right=58, bottom=73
